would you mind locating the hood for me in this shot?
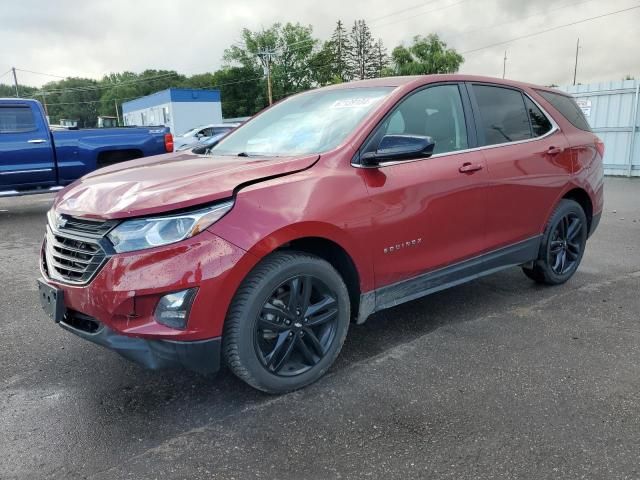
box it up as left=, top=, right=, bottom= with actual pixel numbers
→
left=53, top=152, right=319, bottom=219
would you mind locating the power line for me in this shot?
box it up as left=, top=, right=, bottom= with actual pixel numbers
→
left=374, top=0, right=472, bottom=29
left=368, top=0, right=443, bottom=23
left=446, top=0, right=598, bottom=42
left=14, top=68, right=67, bottom=79
left=460, top=4, right=640, bottom=55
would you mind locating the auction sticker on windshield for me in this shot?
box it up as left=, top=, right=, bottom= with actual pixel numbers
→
left=331, top=97, right=382, bottom=108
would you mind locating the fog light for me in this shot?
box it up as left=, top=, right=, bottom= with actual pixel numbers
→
left=154, top=288, right=197, bottom=329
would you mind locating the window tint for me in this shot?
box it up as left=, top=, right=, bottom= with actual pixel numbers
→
left=374, top=84, right=468, bottom=155
left=0, top=106, right=37, bottom=133
left=537, top=90, right=591, bottom=131
left=473, top=85, right=532, bottom=145
left=524, top=97, right=553, bottom=137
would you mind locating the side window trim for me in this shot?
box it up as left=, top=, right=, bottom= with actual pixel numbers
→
left=465, top=81, right=559, bottom=148
left=353, top=81, right=474, bottom=167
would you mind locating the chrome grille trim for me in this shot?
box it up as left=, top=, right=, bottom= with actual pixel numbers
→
left=43, top=216, right=116, bottom=285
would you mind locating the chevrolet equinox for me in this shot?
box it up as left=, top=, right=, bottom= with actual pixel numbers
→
left=38, top=75, right=604, bottom=393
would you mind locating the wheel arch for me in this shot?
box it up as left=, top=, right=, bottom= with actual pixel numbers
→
left=278, top=237, right=362, bottom=320
left=232, top=221, right=374, bottom=321
left=541, top=184, right=595, bottom=235
left=562, top=187, right=594, bottom=232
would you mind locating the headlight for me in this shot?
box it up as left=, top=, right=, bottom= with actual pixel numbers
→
left=107, top=200, right=233, bottom=253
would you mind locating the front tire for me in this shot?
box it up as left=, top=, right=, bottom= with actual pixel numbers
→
left=522, top=199, right=588, bottom=285
left=223, top=251, right=350, bottom=394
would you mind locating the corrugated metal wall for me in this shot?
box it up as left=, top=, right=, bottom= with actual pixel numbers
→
left=560, top=80, right=640, bottom=177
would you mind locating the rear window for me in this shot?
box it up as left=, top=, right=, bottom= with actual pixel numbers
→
left=524, top=97, right=553, bottom=137
left=473, top=85, right=532, bottom=145
left=0, top=106, right=37, bottom=133
left=537, top=90, right=591, bottom=132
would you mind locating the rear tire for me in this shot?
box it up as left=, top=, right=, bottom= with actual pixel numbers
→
left=522, top=199, right=588, bottom=285
left=223, top=251, right=350, bottom=394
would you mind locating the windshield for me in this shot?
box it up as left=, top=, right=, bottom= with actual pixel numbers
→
left=210, top=87, right=393, bottom=157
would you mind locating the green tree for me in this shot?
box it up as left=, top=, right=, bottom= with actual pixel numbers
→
left=310, top=41, right=338, bottom=86
left=330, top=20, right=351, bottom=82
left=38, top=78, right=101, bottom=127
left=0, top=83, right=38, bottom=98
left=388, top=34, right=463, bottom=76
left=347, top=20, right=378, bottom=80
left=211, top=66, right=266, bottom=118
left=98, top=70, right=184, bottom=119
left=224, top=22, right=319, bottom=102
left=372, top=39, right=389, bottom=78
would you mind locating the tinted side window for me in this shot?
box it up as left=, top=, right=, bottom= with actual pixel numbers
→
left=524, top=97, right=553, bottom=137
left=473, top=85, right=532, bottom=145
left=0, top=106, right=37, bottom=133
left=374, top=84, right=468, bottom=155
left=537, top=90, right=591, bottom=131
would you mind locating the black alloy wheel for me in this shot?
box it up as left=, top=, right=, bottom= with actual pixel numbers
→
left=255, top=275, right=339, bottom=376
left=223, top=251, right=350, bottom=394
left=522, top=198, right=588, bottom=285
left=548, top=212, right=583, bottom=275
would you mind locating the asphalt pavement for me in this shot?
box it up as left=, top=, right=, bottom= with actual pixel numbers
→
left=1, top=178, right=639, bottom=479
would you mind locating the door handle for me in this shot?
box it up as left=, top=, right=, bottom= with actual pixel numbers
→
left=459, top=162, right=483, bottom=173
left=28, top=139, right=48, bottom=144
left=547, top=146, right=564, bottom=155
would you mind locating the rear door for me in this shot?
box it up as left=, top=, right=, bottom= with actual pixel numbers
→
left=0, top=102, right=56, bottom=190
left=468, top=83, right=573, bottom=250
left=358, top=83, right=490, bottom=289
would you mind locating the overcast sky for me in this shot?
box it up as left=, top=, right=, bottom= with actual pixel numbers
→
left=1, top=0, right=638, bottom=88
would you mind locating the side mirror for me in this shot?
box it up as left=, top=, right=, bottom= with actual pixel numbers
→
left=361, top=134, right=435, bottom=166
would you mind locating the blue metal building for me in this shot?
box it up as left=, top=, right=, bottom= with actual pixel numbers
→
left=122, top=88, right=222, bottom=135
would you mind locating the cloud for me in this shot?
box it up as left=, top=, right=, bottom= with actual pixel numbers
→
left=1, top=0, right=638, bottom=88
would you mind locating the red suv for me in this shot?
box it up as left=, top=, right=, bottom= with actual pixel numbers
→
left=38, top=75, right=604, bottom=393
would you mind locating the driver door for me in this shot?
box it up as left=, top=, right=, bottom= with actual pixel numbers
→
left=358, top=83, right=490, bottom=291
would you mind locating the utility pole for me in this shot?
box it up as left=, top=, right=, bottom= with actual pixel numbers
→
left=257, top=49, right=277, bottom=105
left=573, top=38, right=580, bottom=86
left=502, top=50, right=507, bottom=79
left=114, top=99, right=121, bottom=126
left=11, top=67, right=19, bottom=97
left=41, top=93, right=49, bottom=118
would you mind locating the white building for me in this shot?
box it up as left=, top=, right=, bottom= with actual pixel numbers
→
left=122, top=88, right=222, bottom=135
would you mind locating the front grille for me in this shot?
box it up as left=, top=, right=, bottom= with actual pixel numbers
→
left=60, top=215, right=116, bottom=237
left=43, top=216, right=115, bottom=285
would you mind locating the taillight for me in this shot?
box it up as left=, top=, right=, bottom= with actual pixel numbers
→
left=164, top=133, right=174, bottom=152
left=595, top=138, right=605, bottom=158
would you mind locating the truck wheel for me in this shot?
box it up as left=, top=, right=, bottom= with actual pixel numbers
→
left=223, top=251, right=350, bottom=394
left=522, top=199, right=588, bottom=285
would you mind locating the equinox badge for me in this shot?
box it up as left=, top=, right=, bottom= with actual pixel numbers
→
left=384, top=238, right=422, bottom=254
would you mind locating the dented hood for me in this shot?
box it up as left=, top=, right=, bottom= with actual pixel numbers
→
left=53, top=152, right=319, bottom=219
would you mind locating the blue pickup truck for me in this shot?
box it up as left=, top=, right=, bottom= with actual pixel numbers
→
left=0, top=98, right=173, bottom=197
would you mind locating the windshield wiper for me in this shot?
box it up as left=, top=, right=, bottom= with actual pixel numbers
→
left=237, top=152, right=250, bottom=157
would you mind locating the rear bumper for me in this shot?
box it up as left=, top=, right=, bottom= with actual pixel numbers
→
left=59, top=317, right=221, bottom=374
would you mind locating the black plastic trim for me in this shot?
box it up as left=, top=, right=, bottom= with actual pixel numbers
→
left=589, top=211, right=602, bottom=238
left=59, top=320, right=221, bottom=375
left=357, top=235, right=542, bottom=322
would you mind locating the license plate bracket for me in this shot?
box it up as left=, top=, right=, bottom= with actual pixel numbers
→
left=37, top=279, right=65, bottom=323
